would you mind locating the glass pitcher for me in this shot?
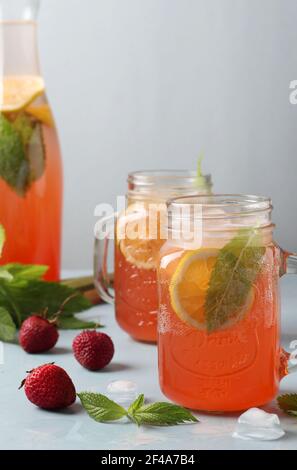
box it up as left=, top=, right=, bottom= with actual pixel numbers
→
left=157, top=194, right=296, bottom=412
left=94, top=170, right=212, bottom=343
left=0, top=0, right=62, bottom=280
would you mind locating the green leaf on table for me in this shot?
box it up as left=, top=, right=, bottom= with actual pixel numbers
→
left=78, top=393, right=127, bottom=423
left=0, top=307, right=16, bottom=341
left=128, top=394, right=145, bottom=418
left=3, top=263, right=48, bottom=281
left=0, top=277, right=92, bottom=330
left=0, top=225, right=5, bottom=257
left=0, top=269, right=13, bottom=281
left=58, top=316, right=101, bottom=330
left=3, top=280, right=92, bottom=319
left=0, top=281, right=22, bottom=326
left=79, top=393, right=199, bottom=427
left=129, top=401, right=198, bottom=426
left=205, top=228, right=265, bottom=333
left=277, top=394, right=297, bottom=416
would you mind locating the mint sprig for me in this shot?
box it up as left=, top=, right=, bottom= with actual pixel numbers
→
left=277, top=394, right=297, bottom=416
left=0, top=112, right=46, bottom=196
left=2, top=263, right=48, bottom=282
left=78, top=392, right=198, bottom=427
left=0, top=307, right=16, bottom=341
left=0, top=225, right=100, bottom=341
left=78, top=393, right=127, bottom=422
left=128, top=393, right=145, bottom=415
left=0, top=274, right=98, bottom=339
left=0, top=114, right=28, bottom=196
left=205, top=228, right=265, bottom=332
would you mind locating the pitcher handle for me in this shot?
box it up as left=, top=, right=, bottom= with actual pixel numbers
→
left=94, top=214, right=116, bottom=304
left=280, top=251, right=297, bottom=378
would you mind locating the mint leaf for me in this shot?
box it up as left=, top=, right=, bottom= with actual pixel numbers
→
left=277, top=394, right=297, bottom=415
left=0, top=113, right=46, bottom=196
left=3, top=280, right=92, bottom=319
left=128, top=394, right=146, bottom=424
left=0, top=263, right=46, bottom=286
left=58, top=316, right=101, bottom=330
left=78, top=393, right=127, bottom=422
left=130, top=402, right=198, bottom=426
left=196, top=153, right=203, bottom=179
left=0, top=114, right=29, bottom=196
left=0, top=269, right=13, bottom=281
left=0, top=225, right=5, bottom=257
left=3, top=263, right=48, bottom=281
left=0, top=276, right=92, bottom=332
left=128, top=394, right=145, bottom=416
left=0, top=281, right=22, bottom=326
left=12, top=114, right=46, bottom=186
left=205, top=228, right=265, bottom=332
left=12, top=113, right=35, bottom=146
left=26, top=123, right=46, bottom=183
left=79, top=393, right=199, bottom=427
left=195, top=153, right=210, bottom=192
left=0, top=307, right=16, bottom=341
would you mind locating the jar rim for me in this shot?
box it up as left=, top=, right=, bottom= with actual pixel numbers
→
left=128, top=169, right=212, bottom=188
left=167, top=194, right=272, bottom=219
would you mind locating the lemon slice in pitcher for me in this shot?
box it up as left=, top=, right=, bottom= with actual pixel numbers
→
left=170, top=249, right=254, bottom=331
left=26, top=104, right=54, bottom=127
left=1, top=76, right=45, bottom=113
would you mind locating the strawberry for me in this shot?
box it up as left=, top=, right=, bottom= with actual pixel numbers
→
left=20, top=363, right=76, bottom=410
left=19, top=316, right=59, bottom=353
left=72, top=330, right=114, bottom=371
left=19, top=294, right=77, bottom=354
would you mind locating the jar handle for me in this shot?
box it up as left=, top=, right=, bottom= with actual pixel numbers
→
left=93, top=214, right=116, bottom=304
left=279, top=251, right=297, bottom=378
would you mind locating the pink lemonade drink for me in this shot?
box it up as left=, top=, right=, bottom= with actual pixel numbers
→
left=158, top=195, right=294, bottom=411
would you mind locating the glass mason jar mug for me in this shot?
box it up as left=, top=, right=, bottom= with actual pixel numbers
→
left=158, top=194, right=297, bottom=412
left=94, top=170, right=212, bottom=343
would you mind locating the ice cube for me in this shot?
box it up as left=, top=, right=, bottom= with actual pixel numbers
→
left=106, top=380, right=138, bottom=406
left=233, top=408, right=285, bottom=441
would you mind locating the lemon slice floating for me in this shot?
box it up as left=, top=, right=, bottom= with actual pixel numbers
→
left=170, top=249, right=254, bottom=331
left=118, top=203, right=165, bottom=270
left=26, top=104, right=54, bottom=127
left=170, top=249, right=218, bottom=329
left=1, top=76, right=45, bottom=113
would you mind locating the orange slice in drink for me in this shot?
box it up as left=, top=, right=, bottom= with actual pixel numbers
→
left=117, top=203, right=165, bottom=270
left=0, top=76, right=45, bottom=113
left=170, top=249, right=254, bottom=330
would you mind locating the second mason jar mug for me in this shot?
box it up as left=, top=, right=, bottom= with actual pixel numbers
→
left=158, top=194, right=297, bottom=412
left=94, top=169, right=212, bottom=343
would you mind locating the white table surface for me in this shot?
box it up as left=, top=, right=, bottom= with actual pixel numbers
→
left=1, top=274, right=297, bottom=451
